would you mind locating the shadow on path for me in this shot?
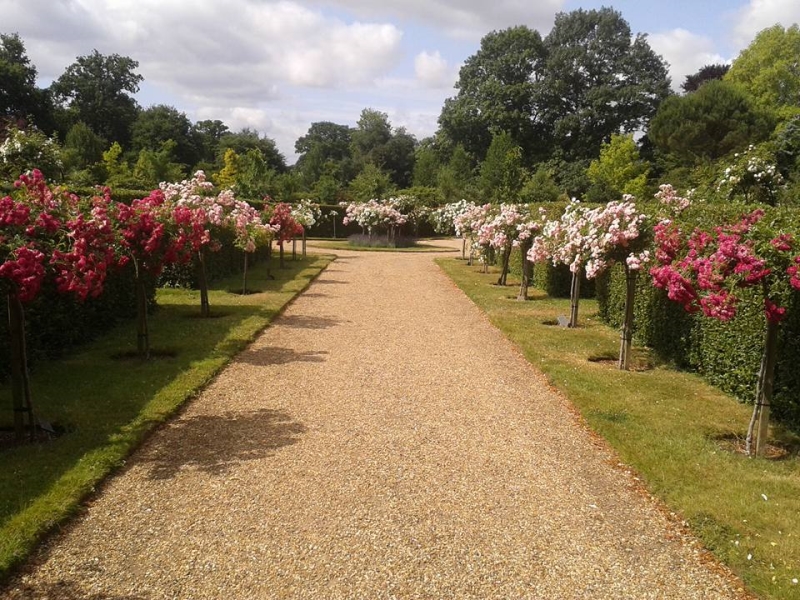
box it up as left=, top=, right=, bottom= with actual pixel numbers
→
left=278, top=314, right=345, bottom=329
left=7, top=579, right=145, bottom=599
left=141, top=408, right=307, bottom=480
left=238, top=346, right=329, bottom=366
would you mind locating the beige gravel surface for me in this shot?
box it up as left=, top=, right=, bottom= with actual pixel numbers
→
left=4, top=242, right=749, bottom=599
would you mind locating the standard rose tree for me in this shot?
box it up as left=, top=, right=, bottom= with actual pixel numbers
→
left=0, top=170, right=116, bottom=440
left=528, top=200, right=593, bottom=328
left=267, top=202, right=303, bottom=269
left=478, top=203, right=528, bottom=286
left=115, top=189, right=180, bottom=358
left=650, top=208, right=800, bottom=455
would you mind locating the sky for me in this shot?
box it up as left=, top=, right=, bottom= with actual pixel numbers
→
left=2, top=0, right=799, bottom=164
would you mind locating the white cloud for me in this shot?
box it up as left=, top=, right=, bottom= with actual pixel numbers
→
left=648, top=29, right=728, bottom=92
left=414, top=51, right=456, bottom=89
left=0, top=0, right=561, bottom=162
left=307, top=0, right=565, bottom=39
left=3, top=0, right=404, bottom=98
left=733, top=0, right=800, bottom=44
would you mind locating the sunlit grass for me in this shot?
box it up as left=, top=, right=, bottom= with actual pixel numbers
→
left=438, top=257, right=800, bottom=600
left=0, top=253, right=334, bottom=581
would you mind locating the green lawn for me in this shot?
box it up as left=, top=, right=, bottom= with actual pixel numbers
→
left=438, top=257, right=800, bottom=600
left=0, top=253, right=334, bottom=581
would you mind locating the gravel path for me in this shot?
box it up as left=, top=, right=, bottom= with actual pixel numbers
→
left=4, top=243, right=748, bottom=599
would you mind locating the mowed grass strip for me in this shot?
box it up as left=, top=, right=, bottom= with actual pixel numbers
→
left=437, top=257, right=800, bottom=600
left=0, top=253, right=334, bottom=581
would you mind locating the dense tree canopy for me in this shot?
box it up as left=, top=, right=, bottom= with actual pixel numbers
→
left=479, top=131, right=524, bottom=203
left=62, top=121, right=106, bottom=173
left=682, top=64, right=730, bottom=93
left=726, top=24, right=800, bottom=119
left=539, top=7, right=671, bottom=163
left=350, top=109, right=393, bottom=165
left=378, top=127, right=417, bottom=189
left=649, top=79, right=773, bottom=164
left=438, top=9, right=670, bottom=171
left=438, top=26, right=547, bottom=162
left=294, top=121, right=353, bottom=186
left=348, top=109, right=418, bottom=189
left=131, top=105, right=199, bottom=168
left=50, top=50, right=143, bottom=146
left=4, top=16, right=800, bottom=209
left=218, top=128, right=286, bottom=173
left=192, top=119, right=229, bottom=166
left=586, top=133, right=649, bottom=201
left=0, top=33, right=48, bottom=128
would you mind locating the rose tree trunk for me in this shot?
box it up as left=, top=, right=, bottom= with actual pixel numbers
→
left=8, top=291, right=35, bottom=441
left=746, top=317, right=779, bottom=457
left=135, top=275, right=150, bottom=359
left=618, top=266, right=637, bottom=370
left=242, top=252, right=249, bottom=295
left=497, top=246, right=512, bottom=286
left=517, top=240, right=533, bottom=301
left=569, top=266, right=582, bottom=328
left=197, top=249, right=210, bottom=317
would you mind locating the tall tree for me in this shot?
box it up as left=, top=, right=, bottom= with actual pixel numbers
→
left=349, top=109, right=417, bottom=188
left=295, top=121, right=352, bottom=161
left=131, top=105, right=198, bottom=168
left=726, top=24, right=800, bottom=120
left=539, top=8, right=671, bottom=162
left=192, top=119, right=229, bottom=165
left=682, top=63, right=730, bottom=93
left=62, top=121, right=106, bottom=175
left=50, top=50, right=142, bottom=146
left=437, top=144, right=477, bottom=202
left=132, top=139, right=184, bottom=187
left=294, top=121, right=353, bottom=186
left=438, top=26, right=547, bottom=162
left=586, top=133, right=649, bottom=201
left=479, top=130, right=524, bottom=203
left=0, top=33, right=53, bottom=133
left=350, top=108, right=392, bottom=166
left=218, top=128, right=286, bottom=173
left=379, top=126, right=417, bottom=189
left=413, top=144, right=440, bottom=187
left=237, top=148, right=277, bottom=199
left=348, top=163, right=393, bottom=201
left=649, top=79, right=773, bottom=165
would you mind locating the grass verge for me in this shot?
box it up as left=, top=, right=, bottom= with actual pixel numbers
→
left=0, top=253, right=334, bottom=581
left=437, top=257, right=800, bottom=600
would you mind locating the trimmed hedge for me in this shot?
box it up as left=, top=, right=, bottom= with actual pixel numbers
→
left=302, top=204, right=438, bottom=239
left=508, top=246, right=596, bottom=298
left=158, top=229, right=271, bottom=289
left=67, top=187, right=152, bottom=205
left=596, top=202, right=800, bottom=428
